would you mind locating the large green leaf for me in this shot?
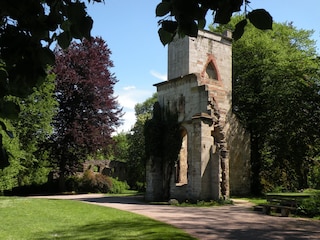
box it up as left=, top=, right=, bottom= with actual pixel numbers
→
left=198, top=19, right=206, bottom=30
left=248, top=9, right=273, bottom=30
left=162, top=20, right=178, bottom=34
left=57, top=31, right=72, bottom=49
left=158, top=28, right=174, bottom=46
left=67, top=2, right=87, bottom=23
left=233, top=19, right=247, bottom=41
left=181, top=20, right=198, bottom=38
left=214, top=8, right=232, bottom=24
left=156, top=2, right=171, bottom=17
left=79, top=16, right=93, bottom=39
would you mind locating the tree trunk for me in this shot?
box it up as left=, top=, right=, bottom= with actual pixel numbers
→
left=58, top=162, right=67, bottom=192
left=58, top=172, right=66, bottom=193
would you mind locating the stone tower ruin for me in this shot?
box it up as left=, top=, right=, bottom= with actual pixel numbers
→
left=145, top=30, right=251, bottom=202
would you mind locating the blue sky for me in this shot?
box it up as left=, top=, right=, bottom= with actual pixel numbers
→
left=86, top=0, right=320, bottom=133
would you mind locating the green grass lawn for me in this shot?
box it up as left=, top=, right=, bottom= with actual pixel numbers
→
left=234, top=197, right=267, bottom=205
left=0, top=197, right=196, bottom=240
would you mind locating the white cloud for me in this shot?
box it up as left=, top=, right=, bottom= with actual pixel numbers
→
left=123, top=86, right=136, bottom=91
left=117, top=88, right=153, bottom=109
left=115, top=111, right=136, bottom=134
left=114, top=86, right=155, bottom=133
left=150, top=70, right=167, bottom=81
left=118, top=94, right=136, bottom=109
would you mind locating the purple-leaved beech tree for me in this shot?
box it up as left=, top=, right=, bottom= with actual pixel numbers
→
left=50, top=37, right=123, bottom=190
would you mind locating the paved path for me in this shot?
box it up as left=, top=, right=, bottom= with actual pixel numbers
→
left=32, top=194, right=320, bottom=240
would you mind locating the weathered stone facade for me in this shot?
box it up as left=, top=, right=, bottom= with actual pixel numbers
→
left=145, top=30, right=251, bottom=202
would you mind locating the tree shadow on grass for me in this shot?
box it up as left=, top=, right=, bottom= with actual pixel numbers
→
left=35, top=218, right=196, bottom=240
left=76, top=195, right=148, bottom=205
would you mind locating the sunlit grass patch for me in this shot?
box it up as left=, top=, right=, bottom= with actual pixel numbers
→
left=0, top=197, right=196, bottom=240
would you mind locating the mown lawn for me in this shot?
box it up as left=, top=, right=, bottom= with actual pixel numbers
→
left=0, top=197, right=196, bottom=240
left=234, top=197, right=267, bottom=205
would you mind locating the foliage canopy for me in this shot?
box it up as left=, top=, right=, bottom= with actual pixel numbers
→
left=0, top=0, right=103, bottom=175
left=126, top=93, right=158, bottom=190
left=0, top=0, right=101, bottom=99
left=156, top=0, right=273, bottom=45
left=212, top=18, right=320, bottom=193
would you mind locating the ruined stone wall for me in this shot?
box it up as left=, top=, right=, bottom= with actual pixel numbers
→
left=146, top=30, right=251, bottom=202
left=168, top=30, right=232, bottom=127
left=226, top=114, right=251, bottom=195
left=156, top=74, right=207, bottom=121
left=168, top=30, right=232, bottom=91
left=145, top=156, right=163, bottom=201
left=168, top=36, right=189, bottom=80
left=154, top=73, right=225, bottom=201
left=80, top=160, right=127, bottom=181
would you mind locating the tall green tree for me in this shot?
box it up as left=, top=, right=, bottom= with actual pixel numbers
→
left=0, top=73, right=58, bottom=192
left=13, top=73, right=58, bottom=186
left=127, top=93, right=157, bottom=189
left=0, top=119, right=22, bottom=193
left=50, top=37, right=122, bottom=191
left=211, top=18, right=320, bottom=193
left=106, top=132, right=129, bottom=162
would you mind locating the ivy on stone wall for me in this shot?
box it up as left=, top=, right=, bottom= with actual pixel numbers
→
left=145, top=102, right=182, bottom=165
left=144, top=101, right=182, bottom=200
left=162, top=111, right=182, bottom=170
left=144, top=102, right=163, bottom=159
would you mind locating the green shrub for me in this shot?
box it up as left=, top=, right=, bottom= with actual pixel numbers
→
left=271, top=186, right=286, bottom=193
left=80, top=170, right=112, bottom=193
left=307, top=158, right=320, bottom=189
left=80, top=170, right=95, bottom=192
left=109, top=177, right=129, bottom=194
left=94, top=174, right=112, bottom=193
left=297, top=193, right=320, bottom=217
left=65, top=172, right=129, bottom=194
left=65, top=175, right=80, bottom=192
left=134, top=181, right=146, bottom=192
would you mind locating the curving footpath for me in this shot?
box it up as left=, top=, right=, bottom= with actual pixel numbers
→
left=32, top=194, right=320, bottom=240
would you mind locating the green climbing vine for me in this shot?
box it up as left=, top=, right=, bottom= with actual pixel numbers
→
left=144, top=101, right=182, bottom=200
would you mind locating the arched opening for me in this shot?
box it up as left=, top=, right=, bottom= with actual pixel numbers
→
left=201, top=54, right=221, bottom=81
left=205, top=62, right=218, bottom=80
left=176, top=127, right=188, bottom=185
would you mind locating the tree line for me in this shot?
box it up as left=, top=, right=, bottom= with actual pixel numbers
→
left=212, top=17, right=320, bottom=193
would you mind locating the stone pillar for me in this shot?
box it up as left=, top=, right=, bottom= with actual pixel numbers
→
left=187, top=117, right=202, bottom=201
left=220, top=140, right=230, bottom=199
left=145, top=156, right=163, bottom=201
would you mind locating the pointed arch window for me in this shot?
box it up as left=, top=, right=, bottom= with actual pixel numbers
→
left=206, top=62, right=218, bottom=80
left=201, top=54, right=221, bottom=81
